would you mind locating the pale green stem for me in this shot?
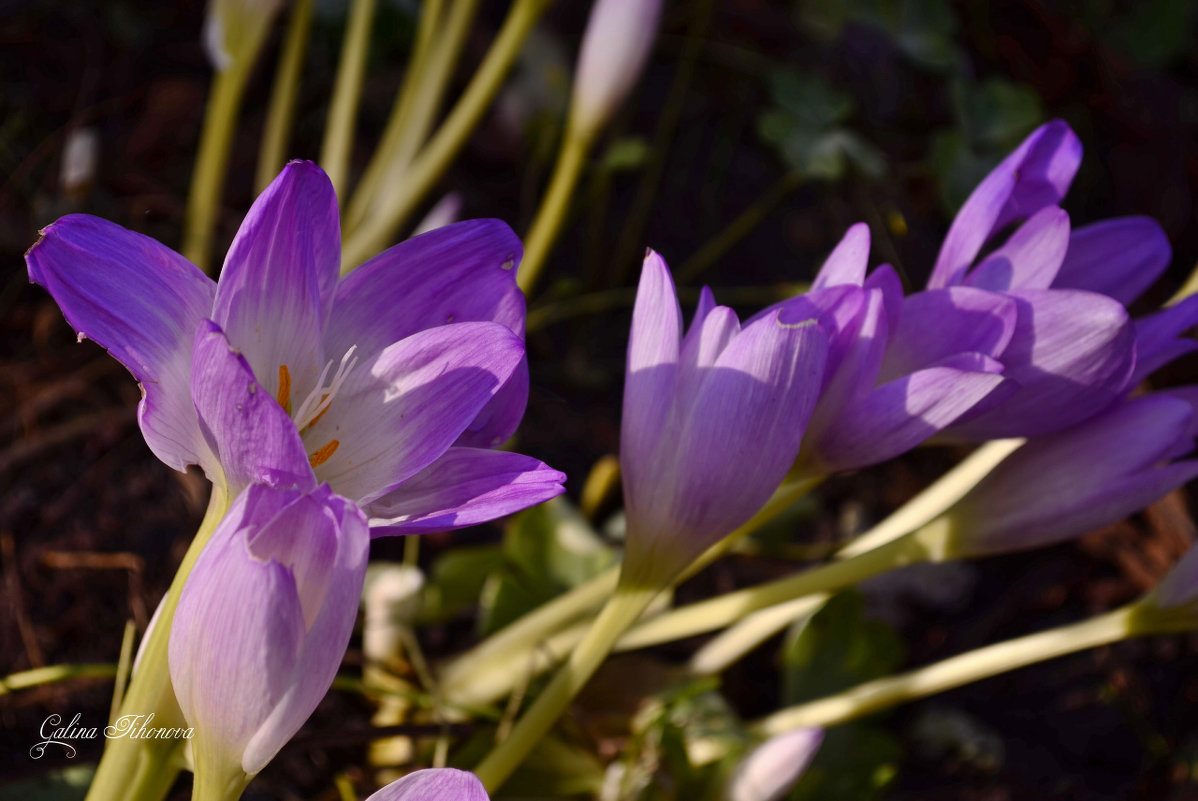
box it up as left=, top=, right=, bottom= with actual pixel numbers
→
left=340, top=0, right=554, bottom=273
left=1, top=663, right=117, bottom=694
left=256, top=0, right=316, bottom=192
left=753, top=604, right=1149, bottom=736
left=438, top=478, right=819, bottom=706
left=85, top=486, right=230, bottom=801
left=677, top=171, right=803, bottom=283
left=517, top=131, right=592, bottom=296
left=191, top=757, right=250, bottom=801
left=687, top=595, right=827, bottom=676
left=343, top=0, right=444, bottom=232
left=321, top=0, right=378, bottom=198
left=183, top=58, right=259, bottom=272
left=345, top=0, right=478, bottom=233
left=109, top=620, right=137, bottom=724
left=473, top=585, right=660, bottom=792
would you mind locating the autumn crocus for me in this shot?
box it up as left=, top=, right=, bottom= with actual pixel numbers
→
left=170, top=482, right=367, bottom=801
left=27, top=160, right=565, bottom=533
left=366, top=769, right=490, bottom=801
left=619, top=251, right=829, bottom=589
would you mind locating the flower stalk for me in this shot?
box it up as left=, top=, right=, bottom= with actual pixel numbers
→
left=321, top=0, right=378, bottom=198
left=256, top=0, right=316, bottom=191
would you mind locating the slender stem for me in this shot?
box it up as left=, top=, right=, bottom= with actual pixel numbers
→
left=345, top=0, right=479, bottom=233
left=321, top=0, right=378, bottom=198
left=473, top=585, right=659, bottom=792
left=687, top=595, right=826, bottom=676
left=340, top=0, right=554, bottom=273
left=109, top=620, right=137, bottom=724
left=676, top=171, right=803, bottom=282
left=85, top=486, right=230, bottom=801
left=753, top=605, right=1141, bottom=736
left=183, top=59, right=257, bottom=272
left=517, top=132, right=592, bottom=296
left=1, top=663, right=117, bottom=694
left=256, top=0, right=316, bottom=191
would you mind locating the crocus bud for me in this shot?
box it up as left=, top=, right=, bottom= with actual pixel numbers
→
left=727, top=728, right=824, bottom=801
left=938, top=393, right=1198, bottom=558
left=204, top=0, right=287, bottom=71
left=568, top=0, right=664, bottom=141
left=170, top=483, right=368, bottom=793
left=620, top=252, right=828, bottom=588
left=366, top=768, right=490, bottom=801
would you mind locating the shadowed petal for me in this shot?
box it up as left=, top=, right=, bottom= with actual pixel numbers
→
left=1054, top=216, right=1171, bottom=304
left=367, top=447, right=567, bottom=536
left=366, top=769, right=490, bottom=801
left=930, top=120, right=1081, bottom=288
left=212, top=161, right=340, bottom=404
left=1129, top=294, right=1198, bottom=385
left=26, top=214, right=216, bottom=471
left=864, top=263, right=904, bottom=335
left=963, top=206, right=1070, bottom=291
left=311, top=322, right=525, bottom=505
left=879, top=288, right=1017, bottom=382
left=191, top=320, right=315, bottom=494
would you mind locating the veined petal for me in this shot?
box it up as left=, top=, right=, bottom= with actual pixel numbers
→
left=212, top=161, right=340, bottom=404
left=964, top=206, right=1070, bottom=291
left=26, top=214, right=216, bottom=471
left=930, top=120, right=1081, bottom=288
left=879, top=288, right=1017, bottom=382
left=863, top=262, right=904, bottom=335
left=191, top=320, right=315, bottom=494
left=326, top=219, right=527, bottom=448
left=365, top=769, right=490, bottom=801
left=1054, top=216, right=1171, bottom=304
left=945, top=289, right=1136, bottom=439
left=811, top=223, right=870, bottom=289
left=1129, top=294, right=1198, bottom=385
left=311, top=323, right=525, bottom=505
left=367, top=447, right=567, bottom=536
left=678, top=305, right=741, bottom=400
left=621, top=251, right=683, bottom=508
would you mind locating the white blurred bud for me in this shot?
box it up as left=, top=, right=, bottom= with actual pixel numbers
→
left=727, top=728, right=824, bottom=801
left=362, top=563, right=425, bottom=664
left=60, top=128, right=99, bottom=201
left=568, top=0, right=664, bottom=140
left=412, top=192, right=463, bottom=236
left=204, top=0, right=287, bottom=71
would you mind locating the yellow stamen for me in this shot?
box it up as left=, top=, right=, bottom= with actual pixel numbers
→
left=308, top=439, right=340, bottom=468
left=277, top=365, right=292, bottom=414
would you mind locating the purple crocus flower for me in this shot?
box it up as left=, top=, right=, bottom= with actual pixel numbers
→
left=170, top=482, right=368, bottom=787
left=366, top=769, right=490, bottom=801
left=944, top=392, right=1198, bottom=557
left=728, top=728, right=824, bottom=801
left=26, top=161, right=564, bottom=535
left=620, top=252, right=828, bottom=587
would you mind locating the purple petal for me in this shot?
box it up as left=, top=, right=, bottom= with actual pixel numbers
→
left=366, top=769, right=490, bottom=801
left=311, top=322, right=525, bottom=505
left=729, top=729, right=824, bottom=801
left=693, top=285, right=718, bottom=328
left=929, top=120, right=1081, bottom=289
left=212, top=161, right=340, bottom=406
left=26, top=214, right=216, bottom=471
left=678, top=304, right=741, bottom=400
left=325, top=221, right=527, bottom=449
left=1054, top=216, right=1171, bottom=304
left=1129, top=294, right=1198, bottom=385
left=366, top=447, right=566, bottom=536
left=816, top=353, right=1008, bottom=471
left=863, top=262, right=904, bottom=335
left=768, top=285, right=864, bottom=382
left=945, top=289, right=1136, bottom=439
left=191, top=320, right=315, bottom=494
left=621, top=251, right=683, bottom=507
left=878, top=288, right=1017, bottom=382
left=812, top=223, right=870, bottom=289
left=963, top=206, right=1070, bottom=292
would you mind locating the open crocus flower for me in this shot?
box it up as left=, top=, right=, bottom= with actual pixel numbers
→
left=366, top=769, right=490, bottom=801
left=170, top=482, right=368, bottom=793
left=619, top=252, right=828, bottom=588
left=27, top=161, right=564, bottom=535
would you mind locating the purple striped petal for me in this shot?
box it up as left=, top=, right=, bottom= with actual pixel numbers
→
left=879, top=288, right=1017, bottom=382
left=366, top=769, right=490, bottom=801
left=812, top=223, right=870, bottom=289
left=1054, top=216, right=1171, bottom=304
left=311, top=322, right=525, bottom=505
left=864, top=262, right=904, bottom=335
left=930, top=120, right=1081, bottom=289
left=26, top=214, right=216, bottom=472
left=1129, top=294, right=1198, bottom=385
left=367, top=447, right=566, bottom=536
left=945, top=289, right=1136, bottom=439
left=212, top=161, right=340, bottom=406
left=963, top=206, right=1070, bottom=292
left=190, top=321, right=315, bottom=494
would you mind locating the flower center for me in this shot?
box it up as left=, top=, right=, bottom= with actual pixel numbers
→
left=277, top=346, right=359, bottom=470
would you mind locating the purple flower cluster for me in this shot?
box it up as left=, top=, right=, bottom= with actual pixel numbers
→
left=620, top=119, right=1198, bottom=576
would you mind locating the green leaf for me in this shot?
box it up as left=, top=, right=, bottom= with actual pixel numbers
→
left=599, top=137, right=651, bottom=173
left=419, top=545, right=505, bottom=623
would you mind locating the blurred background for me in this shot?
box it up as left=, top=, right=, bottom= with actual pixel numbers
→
left=3, top=1, right=1198, bottom=799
